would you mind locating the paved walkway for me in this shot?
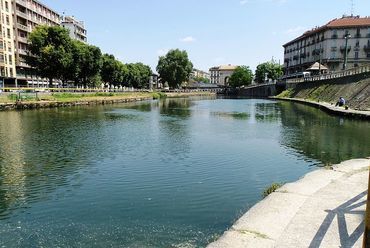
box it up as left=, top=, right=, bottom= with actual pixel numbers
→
left=208, top=158, right=370, bottom=248
left=274, top=97, right=370, bottom=119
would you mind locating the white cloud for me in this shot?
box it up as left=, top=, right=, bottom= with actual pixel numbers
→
left=180, top=36, right=196, bottom=43
left=157, top=48, right=169, bottom=56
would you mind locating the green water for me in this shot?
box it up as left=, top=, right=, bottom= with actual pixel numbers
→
left=0, top=97, right=369, bottom=247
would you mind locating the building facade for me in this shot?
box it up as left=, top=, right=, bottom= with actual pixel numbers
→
left=0, top=0, right=16, bottom=85
left=12, top=0, right=61, bottom=86
left=283, top=15, right=370, bottom=77
left=209, top=65, right=238, bottom=86
left=61, top=16, right=87, bottom=43
left=190, top=69, right=210, bottom=81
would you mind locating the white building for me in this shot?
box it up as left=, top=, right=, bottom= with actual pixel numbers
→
left=61, top=16, right=87, bottom=43
left=209, top=65, right=238, bottom=86
left=283, top=15, right=370, bottom=76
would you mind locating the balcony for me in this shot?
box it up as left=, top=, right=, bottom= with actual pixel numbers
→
left=16, top=10, right=28, bottom=19
left=17, top=23, right=29, bottom=32
left=17, top=36, right=28, bottom=44
left=18, top=49, right=27, bottom=56
left=15, top=0, right=27, bottom=7
left=340, top=46, right=351, bottom=53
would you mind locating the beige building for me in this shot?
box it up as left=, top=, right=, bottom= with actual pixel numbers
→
left=0, top=0, right=16, bottom=85
left=61, top=16, right=87, bottom=43
left=209, top=64, right=238, bottom=86
left=283, top=15, right=370, bottom=77
left=190, top=68, right=210, bottom=81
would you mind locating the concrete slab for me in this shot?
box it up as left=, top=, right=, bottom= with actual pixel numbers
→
left=207, top=158, right=370, bottom=248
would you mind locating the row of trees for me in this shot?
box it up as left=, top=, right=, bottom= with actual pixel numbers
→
left=27, top=25, right=283, bottom=89
left=27, top=25, right=152, bottom=88
left=228, top=62, right=284, bottom=88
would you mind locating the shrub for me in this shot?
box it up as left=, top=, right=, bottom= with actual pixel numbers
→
left=262, top=183, right=284, bottom=198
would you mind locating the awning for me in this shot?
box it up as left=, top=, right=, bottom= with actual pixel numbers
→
left=307, top=62, right=328, bottom=71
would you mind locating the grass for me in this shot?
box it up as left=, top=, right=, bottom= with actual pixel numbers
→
left=276, top=89, right=293, bottom=98
left=262, top=183, right=284, bottom=198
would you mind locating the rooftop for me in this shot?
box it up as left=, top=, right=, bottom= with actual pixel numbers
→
left=283, top=15, right=370, bottom=47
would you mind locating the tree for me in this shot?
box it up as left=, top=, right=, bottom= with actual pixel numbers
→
left=192, top=76, right=210, bottom=83
left=255, top=62, right=283, bottom=84
left=228, top=66, right=253, bottom=88
left=26, top=25, right=74, bottom=87
left=101, top=54, right=126, bottom=86
left=73, top=41, right=102, bottom=87
left=125, top=63, right=152, bottom=89
left=156, top=49, right=193, bottom=89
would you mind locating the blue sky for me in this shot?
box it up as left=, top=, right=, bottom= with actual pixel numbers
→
left=43, top=0, right=370, bottom=72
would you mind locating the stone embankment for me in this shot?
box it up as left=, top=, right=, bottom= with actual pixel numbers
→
left=274, top=97, right=370, bottom=120
left=0, top=97, right=153, bottom=111
left=0, top=91, right=216, bottom=111
left=208, top=158, right=370, bottom=248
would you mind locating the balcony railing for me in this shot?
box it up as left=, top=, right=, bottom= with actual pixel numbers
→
left=17, top=36, right=28, bottom=44
left=17, top=23, right=29, bottom=32
left=16, top=10, right=28, bottom=19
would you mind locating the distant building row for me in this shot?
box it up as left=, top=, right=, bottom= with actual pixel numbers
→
left=0, top=0, right=87, bottom=86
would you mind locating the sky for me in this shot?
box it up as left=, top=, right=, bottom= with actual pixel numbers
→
left=43, top=0, right=370, bottom=72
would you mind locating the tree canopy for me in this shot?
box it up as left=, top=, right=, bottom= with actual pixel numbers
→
left=228, top=66, right=253, bottom=88
left=26, top=25, right=74, bottom=86
left=26, top=25, right=152, bottom=89
left=255, top=62, right=283, bottom=84
left=156, top=49, right=193, bottom=89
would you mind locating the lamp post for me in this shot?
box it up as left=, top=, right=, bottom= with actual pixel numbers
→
left=343, top=33, right=351, bottom=70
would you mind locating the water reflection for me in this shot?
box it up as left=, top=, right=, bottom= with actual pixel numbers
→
left=0, top=98, right=369, bottom=247
left=278, top=101, right=370, bottom=164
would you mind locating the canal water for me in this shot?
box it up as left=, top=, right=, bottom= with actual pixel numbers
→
left=0, top=97, right=369, bottom=247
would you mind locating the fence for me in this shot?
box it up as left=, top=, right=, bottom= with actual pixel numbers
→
left=285, top=66, right=370, bottom=84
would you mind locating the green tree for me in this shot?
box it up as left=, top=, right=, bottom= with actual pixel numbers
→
left=156, top=49, right=193, bottom=89
left=101, top=54, right=126, bottom=86
left=72, top=41, right=102, bottom=87
left=192, top=76, right=210, bottom=83
left=125, top=63, right=152, bottom=89
left=228, top=66, right=253, bottom=88
left=26, top=25, right=74, bottom=87
left=255, top=62, right=283, bottom=84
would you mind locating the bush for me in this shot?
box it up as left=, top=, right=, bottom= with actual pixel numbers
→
left=152, top=92, right=167, bottom=99
left=53, top=93, right=82, bottom=99
left=94, top=92, right=114, bottom=97
left=262, top=183, right=284, bottom=198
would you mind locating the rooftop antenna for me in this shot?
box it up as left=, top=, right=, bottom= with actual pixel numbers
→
left=350, top=0, right=354, bottom=16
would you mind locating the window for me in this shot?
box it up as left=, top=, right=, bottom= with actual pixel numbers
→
left=7, top=28, right=10, bottom=39
left=8, top=55, right=12, bottom=64
left=355, top=40, right=360, bottom=47
left=355, top=51, right=359, bottom=59
left=5, top=1, right=8, bottom=12
left=330, top=51, right=335, bottom=59
left=6, top=16, right=9, bottom=25
left=367, top=53, right=370, bottom=58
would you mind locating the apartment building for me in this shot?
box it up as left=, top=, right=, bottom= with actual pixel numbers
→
left=0, top=0, right=16, bottom=85
left=11, top=0, right=61, bottom=86
left=209, top=65, right=238, bottom=86
left=61, top=16, right=87, bottom=43
left=283, top=15, right=370, bottom=77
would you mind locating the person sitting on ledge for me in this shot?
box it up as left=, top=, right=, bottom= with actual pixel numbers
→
left=335, top=97, right=346, bottom=107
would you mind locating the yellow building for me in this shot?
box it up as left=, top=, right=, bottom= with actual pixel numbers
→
left=209, top=64, right=238, bottom=86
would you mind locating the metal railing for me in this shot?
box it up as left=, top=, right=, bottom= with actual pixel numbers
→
left=285, top=66, right=370, bottom=84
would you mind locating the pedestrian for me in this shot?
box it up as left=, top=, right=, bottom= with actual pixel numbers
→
left=335, top=97, right=346, bottom=107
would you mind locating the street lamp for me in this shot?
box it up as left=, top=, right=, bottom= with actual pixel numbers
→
left=343, top=33, right=351, bottom=70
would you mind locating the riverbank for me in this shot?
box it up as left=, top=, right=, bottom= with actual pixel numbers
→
left=208, top=158, right=370, bottom=248
left=0, top=91, right=216, bottom=111
left=273, top=97, right=370, bottom=120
